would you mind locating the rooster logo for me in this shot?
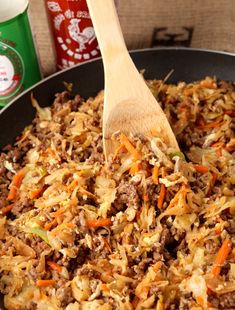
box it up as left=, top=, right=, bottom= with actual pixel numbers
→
left=68, top=18, right=95, bottom=51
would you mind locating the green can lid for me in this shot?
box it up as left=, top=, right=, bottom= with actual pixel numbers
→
left=0, top=0, right=29, bottom=23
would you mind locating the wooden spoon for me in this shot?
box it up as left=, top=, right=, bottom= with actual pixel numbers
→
left=86, top=0, right=179, bottom=159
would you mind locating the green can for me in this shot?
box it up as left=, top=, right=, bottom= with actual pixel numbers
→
left=0, top=0, right=41, bottom=107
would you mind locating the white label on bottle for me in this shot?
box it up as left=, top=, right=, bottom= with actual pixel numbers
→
left=0, top=55, right=14, bottom=93
left=0, top=42, right=24, bottom=100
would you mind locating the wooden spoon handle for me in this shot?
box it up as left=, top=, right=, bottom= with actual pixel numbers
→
left=86, top=0, right=128, bottom=65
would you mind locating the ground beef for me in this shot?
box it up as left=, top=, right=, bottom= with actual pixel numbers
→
left=24, top=302, right=37, bottom=310
left=160, top=226, right=183, bottom=259
left=1, top=145, right=24, bottom=172
left=145, top=180, right=159, bottom=208
left=209, top=292, right=235, bottom=309
left=11, top=198, right=34, bottom=217
left=88, top=134, right=104, bottom=164
left=89, top=236, right=107, bottom=259
left=219, top=292, right=235, bottom=309
left=205, top=239, right=218, bottom=254
left=160, top=227, right=171, bottom=247
left=178, top=298, right=192, bottom=310
left=208, top=294, right=220, bottom=308
left=168, top=303, right=180, bottom=310
left=218, top=80, right=234, bottom=91
left=0, top=153, right=7, bottom=175
left=220, top=262, right=230, bottom=276
left=138, top=258, right=152, bottom=272
left=28, top=267, right=47, bottom=282
left=0, top=197, right=7, bottom=210
left=55, top=246, right=88, bottom=275
left=53, top=91, right=72, bottom=110
left=26, top=236, right=50, bottom=256
left=226, top=219, right=235, bottom=234
left=75, top=246, right=89, bottom=266
left=6, top=148, right=23, bottom=163
left=115, top=180, right=140, bottom=211
left=56, top=286, right=74, bottom=307
left=77, top=265, right=99, bottom=278
left=151, top=243, right=162, bottom=261
left=0, top=77, right=234, bottom=310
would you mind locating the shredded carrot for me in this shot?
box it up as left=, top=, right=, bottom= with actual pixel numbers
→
left=50, top=207, right=67, bottom=218
left=65, top=223, right=75, bottom=228
left=39, top=291, right=49, bottom=301
left=156, top=296, right=165, bottom=310
left=211, top=141, right=224, bottom=148
left=207, top=172, right=217, bottom=196
left=36, top=279, right=56, bottom=287
left=7, top=169, right=25, bottom=201
left=215, top=148, right=222, bottom=157
left=0, top=251, right=6, bottom=256
left=79, top=187, right=96, bottom=199
left=211, top=141, right=224, bottom=157
left=194, top=164, right=209, bottom=173
left=67, top=179, right=78, bottom=191
left=157, top=183, right=166, bottom=209
left=196, top=296, right=208, bottom=309
left=225, top=138, right=235, bottom=152
left=160, top=304, right=165, bottom=310
left=136, top=205, right=143, bottom=220
left=113, top=144, right=127, bottom=160
left=131, top=296, right=139, bottom=309
left=47, top=148, right=61, bottom=162
left=44, top=218, right=57, bottom=231
left=224, top=110, right=235, bottom=116
left=120, top=133, right=141, bottom=160
left=152, top=165, right=159, bottom=185
left=153, top=261, right=161, bottom=273
left=143, top=193, right=149, bottom=203
left=86, top=218, right=112, bottom=228
left=7, top=187, right=18, bottom=201
left=211, top=171, right=217, bottom=185
left=29, top=186, right=45, bottom=199
left=50, top=222, right=75, bottom=236
left=211, top=239, right=232, bottom=277
left=129, top=161, right=142, bottom=175
left=103, top=237, right=112, bottom=253
left=200, top=79, right=217, bottom=89
left=226, top=144, right=235, bottom=152
left=0, top=204, right=14, bottom=215
left=168, top=185, right=190, bottom=209
left=215, top=218, right=226, bottom=235
left=178, top=107, right=187, bottom=112
left=183, top=84, right=200, bottom=96
left=196, top=116, right=206, bottom=127
left=12, top=169, right=25, bottom=187
left=100, top=283, right=109, bottom=291
left=47, top=261, right=62, bottom=273
left=48, top=148, right=55, bottom=156
left=198, top=119, right=223, bottom=129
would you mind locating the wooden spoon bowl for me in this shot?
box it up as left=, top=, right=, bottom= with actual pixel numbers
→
left=87, top=0, right=179, bottom=159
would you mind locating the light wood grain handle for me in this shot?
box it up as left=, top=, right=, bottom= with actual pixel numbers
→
left=86, top=0, right=128, bottom=64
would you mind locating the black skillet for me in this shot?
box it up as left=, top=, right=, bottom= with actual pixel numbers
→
left=0, top=47, right=235, bottom=308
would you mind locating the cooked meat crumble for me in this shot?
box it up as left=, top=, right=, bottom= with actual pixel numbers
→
left=0, top=76, right=234, bottom=309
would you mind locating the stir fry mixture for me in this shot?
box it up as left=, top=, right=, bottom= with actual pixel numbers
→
left=0, top=77, right=235, bottom=310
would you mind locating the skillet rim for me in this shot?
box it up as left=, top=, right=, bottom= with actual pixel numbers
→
left=1, top=46, right=235, bottom=116
left=1, top=46, right=235, bottom=309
